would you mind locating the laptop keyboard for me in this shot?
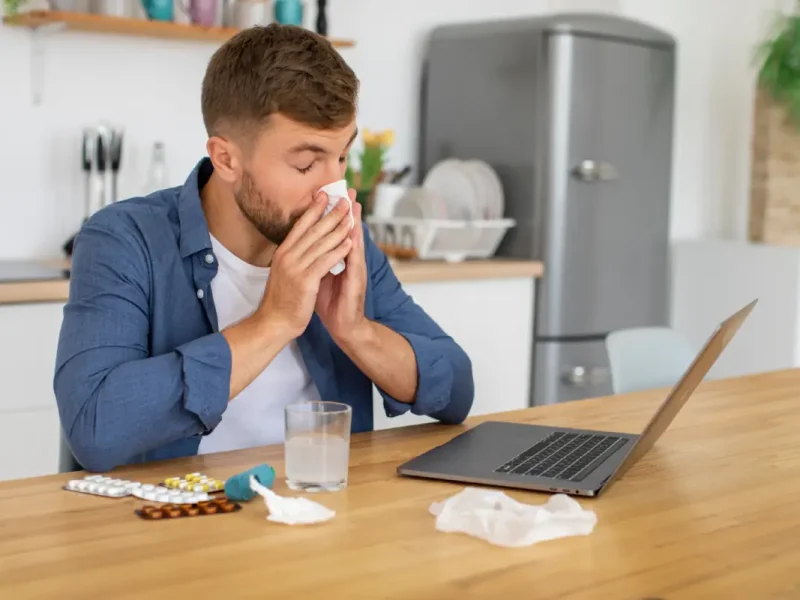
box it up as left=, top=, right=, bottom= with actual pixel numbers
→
left=493, top=431, right=628, bottom=482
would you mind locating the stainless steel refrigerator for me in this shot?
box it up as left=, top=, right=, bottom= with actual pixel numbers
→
left=419, top=14, right=675, bottom=406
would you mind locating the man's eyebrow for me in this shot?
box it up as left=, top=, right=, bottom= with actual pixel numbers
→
left=288, top=142, right=328, bottom=154
left=344, top=128, right=358, bottom=150
left=287, top=128, right=359, bottom=155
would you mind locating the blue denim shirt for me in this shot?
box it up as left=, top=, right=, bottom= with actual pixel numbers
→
left=54, top=158, right=474, bottom=472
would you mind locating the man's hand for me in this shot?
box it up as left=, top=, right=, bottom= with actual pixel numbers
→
left=315, top=190, right=369, bottom=344
left=258, top=191, right=354, bottom=339
left=316, top=195, right=419, bottom=404
left=221, top=190, right=352, bottom=399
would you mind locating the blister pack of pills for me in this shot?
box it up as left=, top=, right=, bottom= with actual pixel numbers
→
left=135, top=497, right=241, bottom=520
left=161, top=472, right=225, bottom=493
left=64, top=475, right=142, bottom=498
left=131, top=484, right=210, bottom=504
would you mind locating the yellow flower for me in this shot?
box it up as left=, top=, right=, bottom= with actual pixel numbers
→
left=361, top=128, right=395, bottom=148
left=378, top=129, right=395, bottom=147
left=362, top=128, right=379, bottom=147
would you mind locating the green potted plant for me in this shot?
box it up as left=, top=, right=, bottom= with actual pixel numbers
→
left=755, top=2, right=800, bottom=126
left=345, top=128, right=394, bottom=216
left=4, top=0, right=27, bottom=16
left=749, top=2, right=800, bottom=246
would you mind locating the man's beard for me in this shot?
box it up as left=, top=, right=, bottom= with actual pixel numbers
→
left=234, top=169, right=303, bottom=246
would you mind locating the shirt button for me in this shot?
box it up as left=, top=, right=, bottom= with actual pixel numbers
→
left=204, top=253, right=214, bottom=264
left=196, top=289, right=204, bottom=299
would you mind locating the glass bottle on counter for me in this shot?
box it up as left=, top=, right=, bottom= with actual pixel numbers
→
left=144, top=141, right=168, bottom=194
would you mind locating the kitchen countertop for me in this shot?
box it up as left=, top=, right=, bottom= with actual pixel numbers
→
left=1, top=370, right=798, bottom=597
left=0, top=258, right=542, bottom=305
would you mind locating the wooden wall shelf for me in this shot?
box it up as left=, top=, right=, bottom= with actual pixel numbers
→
left=2, top=10, right=356, bottom=46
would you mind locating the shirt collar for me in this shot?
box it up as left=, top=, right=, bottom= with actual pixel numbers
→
left=178, top=157, right=215, bottom=258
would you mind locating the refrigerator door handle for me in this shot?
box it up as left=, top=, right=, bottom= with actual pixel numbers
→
left=572, top=159, right=618, bottom=182
left=561, top=366, right=611, bottom=387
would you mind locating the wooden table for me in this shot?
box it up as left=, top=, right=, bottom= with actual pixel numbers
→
left=2, top=370, right=799, bottom=599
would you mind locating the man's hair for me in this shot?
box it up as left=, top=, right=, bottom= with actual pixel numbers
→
left=201, top=24, right=359, bottom=138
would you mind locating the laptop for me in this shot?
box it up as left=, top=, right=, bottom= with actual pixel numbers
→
left=397, top=299, right=757, bottom=497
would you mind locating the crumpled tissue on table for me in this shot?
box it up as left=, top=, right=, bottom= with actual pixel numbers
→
left=429, top=487, right=597, bottom=548
left=249, top=475, right=336, bottom=525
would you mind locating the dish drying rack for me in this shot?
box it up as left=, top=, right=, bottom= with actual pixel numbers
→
left=365, top=217, right=516, bottom=263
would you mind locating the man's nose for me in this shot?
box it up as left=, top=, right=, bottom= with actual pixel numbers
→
left=318, top=160, right=344, bottom=186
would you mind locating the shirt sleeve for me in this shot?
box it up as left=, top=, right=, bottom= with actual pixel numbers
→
left=365, top=228, right=475, bottom=424
left=53, top=219, right=231, bottom=473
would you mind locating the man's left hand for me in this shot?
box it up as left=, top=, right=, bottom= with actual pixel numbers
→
left=315, top=189, right=369, bottom=345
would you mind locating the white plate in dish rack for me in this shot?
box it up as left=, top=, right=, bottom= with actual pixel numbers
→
left=459, top=160, right=492, bottom=219
left=464, top=159, right=504, bottom=219
left=422, top=159, right=481, bottom=221
left=392, top=187, right=448, bottom=219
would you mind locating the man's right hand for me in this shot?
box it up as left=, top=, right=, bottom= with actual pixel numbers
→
left=257, top=191, right=353, bottom=339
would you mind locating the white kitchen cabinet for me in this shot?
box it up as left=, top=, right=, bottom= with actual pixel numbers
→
left=373, top=276, right=535, bottom=430
left=0, top=302, right=64, bottom=481
left=670, top=239, right=800, bottom=379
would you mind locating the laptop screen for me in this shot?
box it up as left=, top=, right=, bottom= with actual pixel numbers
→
left=607, top=299, right=757, bottom=484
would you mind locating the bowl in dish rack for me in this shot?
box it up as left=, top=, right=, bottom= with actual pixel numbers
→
left=366, top=216, right=516, bottom=263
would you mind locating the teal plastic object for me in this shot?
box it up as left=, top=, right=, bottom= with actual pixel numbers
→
left=224, top=464, right=276, bottom=502
left=274, top=0, right=304, bottom=25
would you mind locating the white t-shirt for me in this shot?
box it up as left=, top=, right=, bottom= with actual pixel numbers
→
left=197, top=234, right=321, bottom=455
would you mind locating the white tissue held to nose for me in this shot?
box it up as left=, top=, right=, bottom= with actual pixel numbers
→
left=249, top=475, right=336, bottom=525
left=318, top=179, right=355, bottom=276
left=429, top=487, right=597, bottom=548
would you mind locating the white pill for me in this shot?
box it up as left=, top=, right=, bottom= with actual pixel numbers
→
left=106, top=486, right=124, bottom=496
left=141, top=484, right=155, bottom=491
left=143, top=491, right=158, bottom=501
left=85, top=475, right=102, bottom=482
left=76, top=481, right=90, bottom=491
left=156, top=494, right=170, bottom=502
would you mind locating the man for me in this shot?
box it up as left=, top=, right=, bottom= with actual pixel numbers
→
left=54, top=24, right=474, bottom=473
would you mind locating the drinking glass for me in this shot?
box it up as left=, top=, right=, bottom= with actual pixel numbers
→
left=284, top=401, right=352, bottom=492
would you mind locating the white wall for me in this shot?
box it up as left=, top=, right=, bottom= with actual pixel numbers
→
left=0, top=0, right=780, bottom=258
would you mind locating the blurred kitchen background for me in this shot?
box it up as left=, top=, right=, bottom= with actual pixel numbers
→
left=1, top=0, right=778, bottom=256
left=1, top=0, right=800, bottom=480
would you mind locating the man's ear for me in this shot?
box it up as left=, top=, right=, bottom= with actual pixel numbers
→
left=206, top=135, right=241, bottom=184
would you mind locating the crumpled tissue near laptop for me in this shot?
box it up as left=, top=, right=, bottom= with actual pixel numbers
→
left=249, top=476, right=335, bottom=525
left=429, top=487, right=597, bottom=547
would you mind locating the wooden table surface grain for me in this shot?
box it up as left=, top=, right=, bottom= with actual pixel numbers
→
left=2, top=369, right=800, bottom=599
